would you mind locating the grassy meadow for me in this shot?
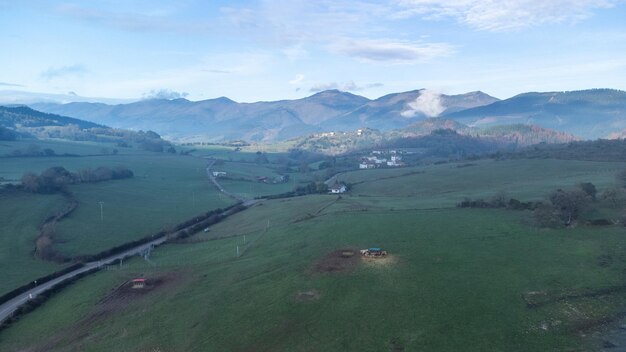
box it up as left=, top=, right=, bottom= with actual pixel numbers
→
left=1, top=158, right=625, bottom=351
left=0, top=140, right=234, bottom=295
left=0, top=191, right=67, bottom=295
left=213, top=160, right=312, bottom=199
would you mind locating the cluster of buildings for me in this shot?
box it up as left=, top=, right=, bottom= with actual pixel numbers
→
left=359, top=150, right=405, bottom=169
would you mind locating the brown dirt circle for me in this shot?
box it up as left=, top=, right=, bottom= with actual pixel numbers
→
left=312, top=248, right=397, bottom=274
left=312, top=248, right=361, bottom=274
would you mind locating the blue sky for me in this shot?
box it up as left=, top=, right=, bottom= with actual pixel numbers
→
left=1, top=0, right=625, bottom=103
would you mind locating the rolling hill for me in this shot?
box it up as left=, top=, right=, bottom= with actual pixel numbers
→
left=443, top=89, right=626, bottom=139
left=0, top=105, right=172, bottom=150
left=290, top=118, right=577, bottom=155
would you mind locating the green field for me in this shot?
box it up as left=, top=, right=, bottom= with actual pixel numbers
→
left=0, top=141, right=234, bottom=295
left=339, top=159, right=625, bottom=208
left=0, top=139, right=146, bottom=159
left=213, top=160, right=312, bottom=198
left=1, top=158, right=625, bottom=351
left=0, top=191, right=67, bottom=295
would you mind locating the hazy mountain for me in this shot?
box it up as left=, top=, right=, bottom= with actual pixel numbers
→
left=323, top=90, right=498, bottom=131
left=0, top=106, right=172, bottom=150
left=0, top=89, right=131, bottom=105
left=30, top=88, right=624, bottom=142
left=31, top=90, right=497, bottom=142
left=443, top=89, right=626, bottom=139
left=0, top=106, right=103, bottom=130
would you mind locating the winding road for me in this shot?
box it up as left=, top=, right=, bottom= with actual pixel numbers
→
left=0, top=237, right=166, bottom=323
left=0, top=159, right=256, bottom=324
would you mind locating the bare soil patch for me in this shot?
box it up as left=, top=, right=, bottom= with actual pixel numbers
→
left=294, top=289, right=321, bottom=303
left=362, top=254, right=398, bottom=268
left=312, top=248, right=360, bottom=274
left=25, top=271, right=186, bottom=352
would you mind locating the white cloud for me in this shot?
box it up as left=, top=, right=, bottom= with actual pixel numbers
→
left=310, top=80, right=385, bottom=92
left=401, top=89, right=444, bottom=117
left=289, top=74, right=305, bottom=85
left=142, top=89, right=189, bottom=100
left=330, top=39, right=454, bottom=63
left=40, top=64, right=87, bottom=80
left=0, top=81, right=23, bottom=87
left=394, top=0, right=617, bottom=31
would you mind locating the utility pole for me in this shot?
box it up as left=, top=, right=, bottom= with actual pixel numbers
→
left=99, top=201, right=104, bottom=221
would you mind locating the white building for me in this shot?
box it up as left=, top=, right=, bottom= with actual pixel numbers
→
left=329, top=184, right=347, bottom=194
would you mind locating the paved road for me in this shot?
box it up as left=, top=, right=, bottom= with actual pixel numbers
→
left=0, top=237, right=166, bottom=323
left=205, top=159, right=258, bottom=206
left=0, top=159, right=258, bottom=324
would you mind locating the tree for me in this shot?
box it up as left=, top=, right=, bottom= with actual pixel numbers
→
left=601, top=187, right=624, bottom=208
left=548, top=189, right=591, bottom=226
left=577, top=182, right=597, bottom=200
left=255, top=151, right=268, bottom=164
left=532, top=202, right=562, bottom=228
left=490, top=191, right=509, bottom=208
left=21, top=172, right=41, bottom=192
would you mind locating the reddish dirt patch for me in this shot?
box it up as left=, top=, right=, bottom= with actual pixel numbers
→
left=25, top=272, right=186, bottom=352
left=312, top=248, right=360, bottom=274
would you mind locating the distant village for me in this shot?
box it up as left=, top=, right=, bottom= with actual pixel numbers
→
left=359, top=150, right=405, bottom=169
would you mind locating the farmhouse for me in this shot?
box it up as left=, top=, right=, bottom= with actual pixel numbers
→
left=329, top=183, right=347, bottom=194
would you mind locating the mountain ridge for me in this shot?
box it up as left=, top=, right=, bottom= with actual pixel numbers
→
left=31, top=89, right=498, bottom=142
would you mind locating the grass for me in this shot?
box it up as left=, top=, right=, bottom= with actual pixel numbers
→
left=0, top=191, right=68, bottom=296
left=212, top=161, right=312, bottom=198
left=0, top=138, right=145, bottom=159
left=339, top=159, right=625, bottom=208
left=2, top=156, right=626, bottom=351
left=50, top=154, right=234, bottom=257
left=0, top=142, right=234, bottom=295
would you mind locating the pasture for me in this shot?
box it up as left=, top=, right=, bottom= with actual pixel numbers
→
left=0, top=141, right=233, bottom=294
left=0, top=191, right=67, bottom=295
left=212, top=160, right=311, bottom=198
left=2, top=158, right=626, bottom=351
left=339, top=159, right=626, bottom=208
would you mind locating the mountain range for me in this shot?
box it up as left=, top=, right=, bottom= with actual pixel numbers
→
left=22, top=88, right=626, bottom=142
left=30, top=90, right=497, bottom=142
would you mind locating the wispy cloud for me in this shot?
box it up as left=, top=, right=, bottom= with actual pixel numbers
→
left=220, top=1, right=454, bottom=64
left=202, top=69, right=233, bottom=74
left=310, top=80, right=384, bottom=92
left=55, top=3, right=213, bottom=33
left=0, top=81, right=23, bottom=87
left=40, top=64, right=86, bottom=80
left=394, top=0, right=617, bottom=31
left=142, top=89, right=189, bottom=100
left=330, top=39, right=454, bottom=63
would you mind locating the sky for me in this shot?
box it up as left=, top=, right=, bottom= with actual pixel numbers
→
left=1, top=0, right=626, bottom=103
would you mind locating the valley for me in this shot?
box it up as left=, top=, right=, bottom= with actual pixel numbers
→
left=0, top=135, right=625, bottom=350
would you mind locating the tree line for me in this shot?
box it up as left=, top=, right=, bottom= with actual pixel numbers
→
left=458, top=171, right=626, bottom=228
left=20, top=166, right=134, bottom=194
